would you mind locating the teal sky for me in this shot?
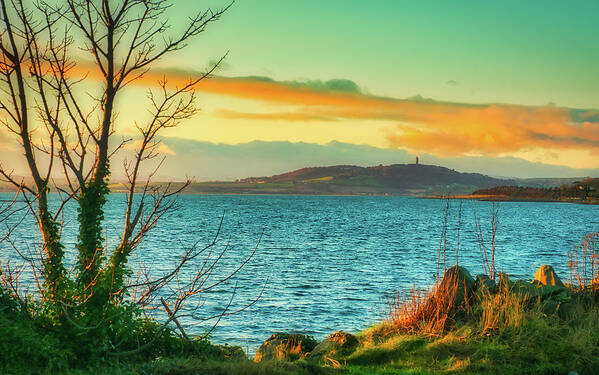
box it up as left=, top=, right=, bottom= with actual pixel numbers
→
left=170, top=0, right=599, bottom=109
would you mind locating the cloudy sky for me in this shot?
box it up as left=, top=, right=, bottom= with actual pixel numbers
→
left=2, top=0, right=599, bottom=180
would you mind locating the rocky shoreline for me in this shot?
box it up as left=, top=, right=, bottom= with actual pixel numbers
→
left=247, top=264, right=595, bottom=374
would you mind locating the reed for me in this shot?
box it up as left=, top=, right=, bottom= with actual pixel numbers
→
left=568, top=232, right=599, bottom=290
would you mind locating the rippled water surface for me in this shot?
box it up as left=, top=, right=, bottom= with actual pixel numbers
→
left=1, top=194, right=598, bottom=354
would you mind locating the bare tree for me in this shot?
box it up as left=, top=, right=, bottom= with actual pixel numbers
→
left=0, top=0, right=255, bottom=358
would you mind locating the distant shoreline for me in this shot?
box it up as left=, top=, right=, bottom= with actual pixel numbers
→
left=430, top=193, right=599, bottom=205
left=3, top=188, right=598, bottom=203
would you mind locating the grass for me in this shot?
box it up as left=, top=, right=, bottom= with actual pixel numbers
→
left=340, top=269, right=599, bottom=375
left=74, top=282, right=597, bottom=375
left=5, top=265, right=597, bottom=375
left=344, top=315, right=598, bottom=374
left=3, top=220, right=598, bottom=375
left=60, top=358, right=341, bottom=375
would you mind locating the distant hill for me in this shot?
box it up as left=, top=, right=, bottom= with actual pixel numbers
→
left=2, top=163, right=588, bottom=197
left=183, top=163, right=519, bottom=195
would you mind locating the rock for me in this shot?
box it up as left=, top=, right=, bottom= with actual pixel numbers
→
left=473, top=274, right=497, bottom=303
left=534, top=265, right=564, bottom=287
left=439, top=266, right=475, bottom=291
left=254, top=333, right=318, bottom=362
left=509, top=280, right=535, bottom=300
left=509, top=280, right=566, bottom=302
left=435, top=266, right=476, bottom=312
left=309, top=331, right=359, bottom=359
left=475, top=274, right=496, bottom=292
left=497, top=272, right=511, bottom=289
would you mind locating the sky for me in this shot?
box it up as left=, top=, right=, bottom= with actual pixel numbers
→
left=2, top=0, right=599, bottom=180
left=170, top=0, right=599, bottom=108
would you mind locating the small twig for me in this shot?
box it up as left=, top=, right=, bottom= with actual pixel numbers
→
left=161, top=297, right=190, bottom=342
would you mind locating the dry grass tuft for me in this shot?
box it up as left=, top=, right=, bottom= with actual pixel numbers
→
left=477, top=284, right=531, bottom=335
left=389, top=269, right=472, bottom=335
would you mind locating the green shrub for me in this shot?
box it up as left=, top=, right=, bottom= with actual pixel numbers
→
left=0, top=288, right=72, bottom=374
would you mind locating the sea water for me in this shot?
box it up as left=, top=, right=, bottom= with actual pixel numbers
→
left=1, top=193, right=597, bottom=355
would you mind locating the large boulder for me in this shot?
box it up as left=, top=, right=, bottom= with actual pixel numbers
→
left=254, top=333, right=317, bottom=362
left=437, top=265, right=475, bottom=305
left=473, top=274, right=497, bottom=303
left=308, top=331, right=359, bottom=359
left=497, top=271, right=511, bottom=290
left=534, top=265, right=564, bottom=287
left=404, top=265, right=477, bottom=330
left=509, top=280, right=566, bottom=301
left=475, top=274, right=496, bottom=292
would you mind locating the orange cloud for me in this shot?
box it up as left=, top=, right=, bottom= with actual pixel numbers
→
left=386, top=105, right=599, bottom=156
left=215, top=109, right=337, bottom=122
left=69, top=64, right=599, bottom=157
